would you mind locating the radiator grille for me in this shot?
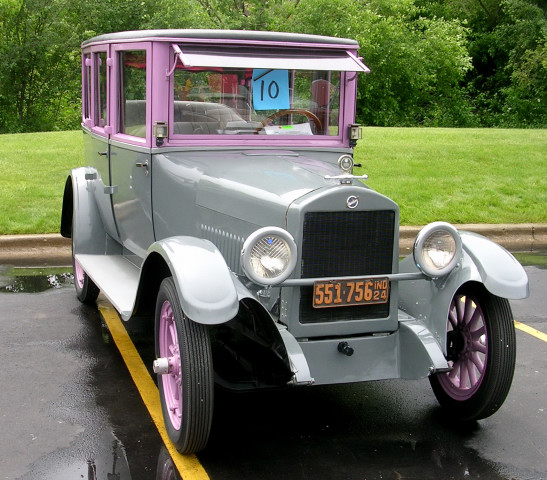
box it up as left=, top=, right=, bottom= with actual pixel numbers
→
left=299, top=210, right=395, bottom=324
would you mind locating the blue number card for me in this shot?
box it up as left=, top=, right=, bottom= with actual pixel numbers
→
left=252, top=69, right=290, bottom=111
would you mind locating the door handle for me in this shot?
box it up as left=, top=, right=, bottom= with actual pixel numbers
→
left=136, top=160, right=149, bottom=176
left=98, top=151, right=108, bottom=156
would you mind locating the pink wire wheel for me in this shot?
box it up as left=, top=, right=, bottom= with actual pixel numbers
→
left=437, top=293, right=488, bottom=400
left=157, top=299, right=183, bottom=430
left=154, top=277, right=214, bottom=453
left=72, top=254, right=99, bottom=304
left=429, top=284, right=516, bottom=421
left=74, top=257, right=85, bottom=290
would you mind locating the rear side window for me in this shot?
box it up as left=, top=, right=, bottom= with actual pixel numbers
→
left=96, top=52, right=108, bottom=128
left=118, top=50, right=147, bottom=138
left=82, top=54, right=92, bottom=122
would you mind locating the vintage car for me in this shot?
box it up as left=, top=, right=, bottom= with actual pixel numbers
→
left=61, top=29, right=529, bottom=454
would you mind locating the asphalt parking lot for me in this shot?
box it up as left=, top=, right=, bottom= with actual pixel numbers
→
left=0, top=262, right=545, bottom=480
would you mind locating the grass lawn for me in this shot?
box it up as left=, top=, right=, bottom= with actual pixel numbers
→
left=0, top=128, right=545, bottom=235
left=0, top=131, right=84, bottom=234
left=355, top=128, right=546, bottom=225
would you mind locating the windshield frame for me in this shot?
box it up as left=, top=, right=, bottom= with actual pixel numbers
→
left=165, top=45, right=361, bottom=148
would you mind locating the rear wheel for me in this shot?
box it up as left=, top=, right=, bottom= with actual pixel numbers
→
left=73, top=254, right=99, bottom=305
left=154, top=277, right=214, bottom=453
left=430, top=284, right=516, bottom=421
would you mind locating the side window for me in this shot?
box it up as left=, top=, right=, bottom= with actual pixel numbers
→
left=82, top=54, right=92, bottom=123
left=119, top=50, right=147, bottom=138
left=96, top=52, right=108, bottom=127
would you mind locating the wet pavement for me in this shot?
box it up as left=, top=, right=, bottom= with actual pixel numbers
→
left=0, top=257, right=545, bottom=480
left=0, top=286, right=163, bottom=479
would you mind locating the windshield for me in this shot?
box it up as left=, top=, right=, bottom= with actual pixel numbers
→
left=172, top=66, right=341, bottom=137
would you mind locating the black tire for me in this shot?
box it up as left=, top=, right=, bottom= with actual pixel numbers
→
left=154, top=277, right=214, bottom=453
left=73, top=254, right=100, bottom=305
left=430, top=283, right=516, bottom=421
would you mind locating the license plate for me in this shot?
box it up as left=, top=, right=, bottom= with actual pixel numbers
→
left=312, top=278, right=390, bottom=308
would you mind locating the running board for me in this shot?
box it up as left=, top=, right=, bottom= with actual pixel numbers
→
left=75, top=254, right=139, bottom=320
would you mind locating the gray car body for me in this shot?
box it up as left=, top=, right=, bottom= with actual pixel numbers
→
left=63, top=131, right=528, bottom=387
left=62, top=30, right=528, bottom=389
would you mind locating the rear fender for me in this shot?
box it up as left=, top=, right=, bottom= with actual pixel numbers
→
left=398, top=232, right=529, bottom=353
left=61, top=167, right=109, bottom=255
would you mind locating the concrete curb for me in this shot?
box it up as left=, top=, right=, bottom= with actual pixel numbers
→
left=0, top=224, right=546, bottom=267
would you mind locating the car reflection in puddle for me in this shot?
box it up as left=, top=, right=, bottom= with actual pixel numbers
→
left=156, top=447, right=181, bottom=480
left=71, top=434, right=131, bottom=480
left=0, top=266, right=73, bottom=293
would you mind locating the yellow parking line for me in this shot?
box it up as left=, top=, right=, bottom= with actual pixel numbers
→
left=515, top=320, right=547, bottom=343
left=97, top=300, right=210, bottom=480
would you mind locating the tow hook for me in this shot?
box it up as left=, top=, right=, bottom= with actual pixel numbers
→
left=338, top=341, right=354, bottom=357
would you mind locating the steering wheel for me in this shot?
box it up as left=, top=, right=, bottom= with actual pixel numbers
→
left=255, top=109, right=323, bottom=133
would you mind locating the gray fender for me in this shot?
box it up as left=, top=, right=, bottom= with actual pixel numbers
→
left=399, top=231, right=529, bottom=353
left=146, top=237, right=239, bottom=325
left=63, top=167, right=109, bottom=255
left=459, top=230, right=529, bottom=299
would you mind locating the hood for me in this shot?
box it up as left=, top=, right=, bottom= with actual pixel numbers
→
left=164, top=150, right=346, bottom=227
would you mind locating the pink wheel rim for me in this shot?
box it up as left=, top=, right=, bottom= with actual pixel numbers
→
left=438, top=294, right=488, bottom=400
left=74, top=258, right=85, bottom=289
left=158, top=300, right=182, bottom=430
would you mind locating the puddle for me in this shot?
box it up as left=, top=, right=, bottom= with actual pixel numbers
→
left=0, top=266, right=74, bottom=293
left=513, top=251, right=547, bottom=269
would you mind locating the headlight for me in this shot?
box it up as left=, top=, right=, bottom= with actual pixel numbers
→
left=413, top=222, right=462, bottom=278
left=241, top=227, right=297, bottom=285
left=338, top=154, right=354, bottom=173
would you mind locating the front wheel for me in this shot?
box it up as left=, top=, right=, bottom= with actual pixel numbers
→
left=154, top=277, right=214, bottom=454
left=429, top=284, right=516, bottom=421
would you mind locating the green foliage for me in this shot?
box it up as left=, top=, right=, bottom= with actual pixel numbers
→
left=421, top=0, right=547, bottom=127
left=0, top=0, right=156, bottom=134
left=0, top=0, right=545, bottom=132
left=0, top=0, right=81, bottom=132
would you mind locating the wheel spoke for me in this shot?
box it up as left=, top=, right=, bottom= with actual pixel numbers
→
left=448, top=307, right=458, bottom=330
left=469, top=307, right=483, bottom=332
left=471, top=325, right=486, bottom=341
left=459, top=361, right=469, bottom=389
left=470, top=351, right=485, bottom=373
left=448, top=362, right=460, bottom=380
left=467, top=361, right=478, bottom=386
left=463, top=296, right=475, bottom=326
left=455, top=296, right=465, bottom=326
left=168, top=322, right=177, bottom=345
left=472, top=340, right=487, bottom=354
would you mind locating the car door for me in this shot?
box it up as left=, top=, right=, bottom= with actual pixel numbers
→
left=82, top=48, right=120, bottom=243
left=109, top=45, right=155, bottom=262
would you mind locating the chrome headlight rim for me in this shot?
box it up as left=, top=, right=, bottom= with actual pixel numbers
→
left=241, top=227, right=297, bottom=286
left=337, top=154, right=354, bottom=173
left=413, top=222, right=462, bottom=278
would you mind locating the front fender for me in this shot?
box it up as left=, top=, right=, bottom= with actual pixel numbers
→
left=399, top=231, right=529, bottom=353
left=147, top=237, right=239, bottom=325
left=460, top=231, right=529, bottom=300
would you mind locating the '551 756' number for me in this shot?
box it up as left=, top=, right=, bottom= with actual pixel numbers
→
left=313, top=278, right=389, bottom=308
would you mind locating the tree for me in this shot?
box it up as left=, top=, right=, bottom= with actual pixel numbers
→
left=420, top=0, right=547, bottom=127
left=0, top=0, right=156, bottom=133
left=0, top=0, right=81, bottom=132
left=281, top=0, right=474, bottom=126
